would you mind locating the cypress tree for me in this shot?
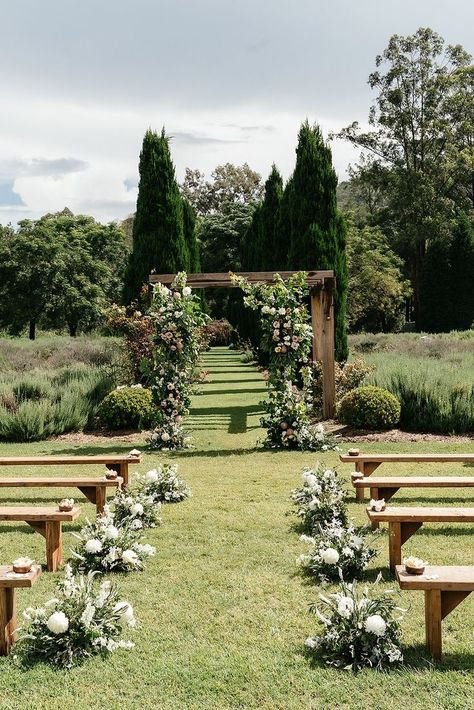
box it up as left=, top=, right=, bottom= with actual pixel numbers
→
left=259, top=165, right=283, bottom=270
left=276, top=176, right=294, bottom=270
left=287, top=121, right=348, bottom=360
left=449, top=213, right=474, bottom=330
left=182, top=198, right=200, bottom=272
left=420, top=238, right=452, bottom=332
left=123, top=128, right=188, bottom=303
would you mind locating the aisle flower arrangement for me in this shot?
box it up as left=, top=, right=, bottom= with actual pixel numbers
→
left=297, top=521, right=377, bottom=583
left=305, top=577, right=405, bottom=671
left=70, top=507, right=156, bottom=573
left=112, top=488, right=162, bottom=529
left=291, top=465, right=348, bottom=532
left=18, top=565, right=136, bottom=668
left=134, top=464, right=191, bottom=503
left=145, top=273, right=208, bottom=450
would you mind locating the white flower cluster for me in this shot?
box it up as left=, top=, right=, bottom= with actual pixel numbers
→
left=70, top=506, right=156, bottom=573
left=19, top=565, right=136, bottom=668
left=304, top=576, right=405, bottom=671
left=134, top=464, right=191, bottom=504
left=291, top=465, right=348, bottom=532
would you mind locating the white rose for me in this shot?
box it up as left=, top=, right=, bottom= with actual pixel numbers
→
left=161, top=432, right=170, bottom=442
left=114, top=601, right=136, bottom=627
left=321, top=548, right=340, bottom=565
left=305, top=637, right=317, bottom=649
left=85, top=539, right=103, bottom=554
left=364, top=614, right=387, bottom=636
left=129, top=502, right=144, bottom=516
left=104, top=526, right=119, bottom=540
left=145, top=469, right=159, bottom=483
left=131, top=519, right=143, bottom=529
left=47, top=611, right=69, bottom=634
left=183, top=286, right=191, bottom=296
left=122, top=549, right=139, bottom=566
left=278, top=307, right=286, bottom=315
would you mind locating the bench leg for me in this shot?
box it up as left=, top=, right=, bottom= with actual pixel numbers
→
left=425, top=590, right=442, bottom=660
left=0, top=588, right=16, bottom=656
left=355, top=464, right=365, bottom=502
left=108, top=463, right=129, bottom=488
left=355, top=463, right=381, bottom=502
left=388, top=521, right=423, bottom=573
left=45, top=521, right=62, bottom=572
left=78, top=485, right=107, bottom=515
left=369, top=487, right=380, bottom=530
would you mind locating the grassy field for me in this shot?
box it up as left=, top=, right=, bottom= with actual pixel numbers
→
left=0, top=347, right=473, bottom=709
left=350, top=331, right=474, bottom=433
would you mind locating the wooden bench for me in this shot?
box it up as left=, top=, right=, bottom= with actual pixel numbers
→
left=0, top=506, right=81, bottom=572
left=366, top=506, right=474, bottom=572
left=0, top=453, right=142, bottom=487
left=396, top=564, right=474, bottom=660
left=340, top=452, right=474, bottom=501
left=0, top=564, right=41, bottom=655
left=0, top=477, right=122, bottom=514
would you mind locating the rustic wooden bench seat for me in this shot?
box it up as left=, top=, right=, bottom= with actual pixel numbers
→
left=0, top=506, right=81, bottom=572
left=366, top=506, right=474, bottom=572
left=396, top=564, right=474, bottom=659
left=340, top=452, right=474, bottom=501
left=354, top=476, right=474, bottom=501
left=0, top=477, right=122, bottom=514
left=0, top=453, right=141, bottom=487
left=0, top=564, right=41, bottom=655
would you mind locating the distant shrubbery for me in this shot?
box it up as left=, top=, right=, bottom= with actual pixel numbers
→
left=0, top=336, right=120, bottom=441
left=338, top=385, right=401, bottom=430
left=98, top=386, right=153, bottom=430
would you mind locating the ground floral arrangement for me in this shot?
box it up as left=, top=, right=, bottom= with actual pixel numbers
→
left=290, top=463, right=404, bottom=671
left=232, top=272, right=337, bottom=452
left=15, top=461, right=191, bottom=669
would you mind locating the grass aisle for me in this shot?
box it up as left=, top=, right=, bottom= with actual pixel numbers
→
left=0, top=347, right=473, bottom=709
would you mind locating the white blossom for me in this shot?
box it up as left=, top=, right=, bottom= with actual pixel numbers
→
left=47, top=611, right=69, bottom=634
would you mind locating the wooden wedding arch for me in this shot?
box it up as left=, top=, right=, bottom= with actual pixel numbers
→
left=149, top=271, right=336, bottom=418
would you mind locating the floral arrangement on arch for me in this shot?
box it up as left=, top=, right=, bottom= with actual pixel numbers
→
left=231, top=272, right=337, bottom=451
left=291, top=465, right=347, bottom=533
left=297, top=521, right=377, bottom=584
left=70, top=507, right=156, bottom=573
left=18, top=565, right=136, bottom=668
left=144, top=273, right=208, bottom=450
left=305, top=576, right=405, bottom=671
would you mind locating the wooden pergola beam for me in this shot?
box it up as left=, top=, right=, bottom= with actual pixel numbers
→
left=149, top=270, right=336, bottom=419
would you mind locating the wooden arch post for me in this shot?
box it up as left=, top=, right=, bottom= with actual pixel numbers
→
left=149, top=271, right=336, bottom=419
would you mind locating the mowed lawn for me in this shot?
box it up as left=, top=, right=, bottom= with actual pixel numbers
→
left=0, top=347, right=474, bottom=709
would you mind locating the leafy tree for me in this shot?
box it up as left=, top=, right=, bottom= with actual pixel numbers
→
left=347, top=224, right=411, bottom=332
left=448, top=213, right=474, bottom=330
left=420, top=238, right=453, bottom=333
left=198, top=202, right=255, bottom=273
left=286, top=121, right=348, bottom=360
left=123, top=129, right=189, bottom=303
left=335, top=28, right=473, bottom=327
left=181, top=163, right=263, bottom=215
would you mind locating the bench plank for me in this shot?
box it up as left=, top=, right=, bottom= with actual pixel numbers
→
left=354, top=476, right=474, bottom=489
left=0, top=506, right=81, bottom=521
left=0, top=477, right=122, bottom=487
left=367, top=506, right=474, bottom=523
left=396, top=565, right=474, bottom=590
left=0, top=455, right=140, bottom=465
left=341, top=453, right=474, bottom=463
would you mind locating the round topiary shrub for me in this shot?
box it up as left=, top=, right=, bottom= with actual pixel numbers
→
left=337, top=385, right=400, bottom=430
left=97, top=386, right=154, bottom=430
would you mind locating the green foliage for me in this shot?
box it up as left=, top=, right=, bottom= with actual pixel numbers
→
left=123, top=129, right=191, bottom=303
left=181, top=163, right=263, bottom=215
left=448, top=213, right=474, bottom=331
left=182, top=198, right=201, bottom=272
left=336, top=28, right=473, bottom=328
left=0, top=210, right=127, bottom=338
left=286, top=121, right=348, bottom=360
left=97, top=386, right=153, bottom=430
left=311, top=358, right=374, bottom=414
left=338, top=385, right=401, bottom=429
left=347, top=224, right=411, bottom=332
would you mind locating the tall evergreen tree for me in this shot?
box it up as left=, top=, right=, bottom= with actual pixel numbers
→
left=286, top=121, right=348, bottom=360
left=182, top=198, right=200, bottom=272
left=259, top=165, right=284, bottom=270
left=123, top=129, right=189, bottom=303
left=276, top=176, right=294, bottom=270
left=420, top=238, right=452, bottom=332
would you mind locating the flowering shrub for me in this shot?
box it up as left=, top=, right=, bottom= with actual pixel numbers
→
left=311, top=358, right=375, bottom=415
left=106, top=299, right=155, bottom=384
left=134, top=464, right=191, bottom=503
left=97, top=385, right=153, bottom=430
left=262, top=384, right=339, bottom=451
left=112, top=488, right=162, bottom=529
left=297, top=521, right=377, bottom=583
left=291, top=465, right=348, bottom=533
left=145, top=273, right=208, bottom=450
left=70, top=507, right=156, bottom=573
left=18, top=565, right=136, bottom=668
left=305, top=576, right=405, bottom=671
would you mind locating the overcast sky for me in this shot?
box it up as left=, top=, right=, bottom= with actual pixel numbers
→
left=1, top=0, right=472, bottom=225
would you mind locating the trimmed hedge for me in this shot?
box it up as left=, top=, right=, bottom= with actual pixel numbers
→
left=98, top=386, right=153, bottom=430
left=337, top=385, right=400, bottom=430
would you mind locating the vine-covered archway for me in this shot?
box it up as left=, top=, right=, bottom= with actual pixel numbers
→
left=149, top=271, right=336, bottom=418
